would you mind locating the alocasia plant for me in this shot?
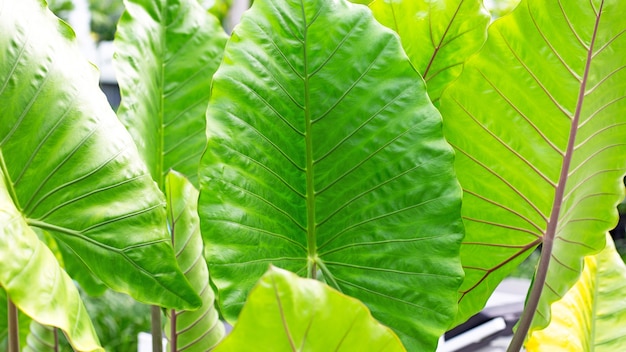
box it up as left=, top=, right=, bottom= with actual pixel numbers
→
left=198, top=0, right=463, bottom=350
left=2, top=0, right=626, bottom=350
left=439, top=0, right=626, bottom=348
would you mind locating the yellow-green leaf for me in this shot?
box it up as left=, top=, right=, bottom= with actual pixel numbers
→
left=526, top=234, right=626, bottom=351
left=214, top=266, right=405, bottom=352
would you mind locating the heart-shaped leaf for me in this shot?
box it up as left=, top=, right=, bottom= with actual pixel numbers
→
left=440, top=0, right=626, bottom=335
left=198, top=0, right=463, bottom=349
left=164, top=171, right=225, bottom=351
left=369, top=0, right=490, bottom=105
left=0, top=0, right=200, bottom=318
left=526, top=234, right=626, bottom=351
left=213, top=267, right=405, bottom=352
left=115, top=0, right=229, bottom=188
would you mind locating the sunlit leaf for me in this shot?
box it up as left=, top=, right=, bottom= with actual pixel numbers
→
left=198, top=0, right=463, bottom=349
left=115, top=0, right=228, bottom=188
left=0, top=169, right=101, bottom=351
left=440, top=0, right=626, bottom=331
left=164, top=171, right=224, bottom=351
left=369, top=0, right=489, bottom=105
left=0, top=0, right=200, bottom=320
left=214, top=267, right=405, bottom=352
left=526, top=234, right=626, bottom=351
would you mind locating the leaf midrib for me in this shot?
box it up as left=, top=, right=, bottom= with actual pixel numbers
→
left=507, top=1, right=605, bottom=348
left=301, top=1, right=317, bottom=279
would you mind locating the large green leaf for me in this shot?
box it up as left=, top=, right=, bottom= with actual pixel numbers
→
left=213, top=267, right=405, bottom=352
left=0, top=170, right=101, bottom=351
left=368, top=0, right=489, bottom=105
left=440, top=0, right=626, bottom=331
left=526, top=234, right=626, bottom=351
left=198, top=0, right=463, bottom=349
left=0, top=0, right=200, bottom=312
left=164, top=171, right=224, bottom=351
left=115, top=0, right=229, bottom=188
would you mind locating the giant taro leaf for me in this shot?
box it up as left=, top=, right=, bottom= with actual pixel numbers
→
left=115, top=0, right=229, bottom=188
left=526, top=234, right=626, bottom=351
left=164, top=171, right=224, bottom=351
left=440, top=0, right=626, bottom=332
left=213, top=267, right=405, bottom=352
left=198, top=0, right=463, bottom=350
left=368, top=0, right=489, bottom=105
left=0, top=0, right=200, bottom=316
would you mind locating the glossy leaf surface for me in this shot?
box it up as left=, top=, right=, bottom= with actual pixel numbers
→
left=164, top=171, right=224, bottom=351
left=0, top=170, right=101, bottom=351
left=369, top=0, right=489, bottom=105
left=526, top=235, right=626, bottom=351
left=213, top=267, right=405, bottom=352
left=199, top=0, right=463, bottom=349
left=0, top=0, right=200, bottom=312
left=115, top=0, right=229, bottom=188
left=440, top=0, right=626, bottom=330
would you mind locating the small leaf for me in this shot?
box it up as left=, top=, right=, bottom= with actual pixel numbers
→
left=164, top=171, right=225, bottom=351
left=369, top=0, right=490, bottom=105
left=213, top=266, right=406, bottom=352
left=24, top=321, right=58, bottom=352
left=526, top=234, right=626, bottom=351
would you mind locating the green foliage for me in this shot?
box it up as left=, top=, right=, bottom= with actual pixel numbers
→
left=214, top=267, right=406, bottom=351
left=369, top=0, right=490, bottom=105
left=526, top=235, right=626, bottom=351
left=47, top=0, right=74, bottom=21
left=198, top=0, right=463, bottom=349
left=88, top=0, right=125, bottom=42
left=114, top=0, right=229, bottom=349
left=80, top=289, right=151, bottom=352
left=164, top=172, right=225, bottom=351
left=440, top=0, right=626, bottom=335
left=0, top=0, right=202, bottom=349
left=0, top=290, right=31, bottom=351
left=115, top=0, right=228, bottom=189
left=2, top=0, right=625, bottom=351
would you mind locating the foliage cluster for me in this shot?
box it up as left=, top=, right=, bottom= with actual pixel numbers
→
left=1, top=0, right=625, bottom=351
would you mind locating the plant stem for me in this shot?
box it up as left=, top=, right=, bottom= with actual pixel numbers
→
left=8, top=298, right=19, bottom=352
left=54, top=327, right=59, bottom=352
left=507, top=2, right=602, bottom=350
left=507, top=240, right=553, bottom=351
left=170, top=309, right=176, bottom=352
left=151, top=306, right=163, bottom=352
